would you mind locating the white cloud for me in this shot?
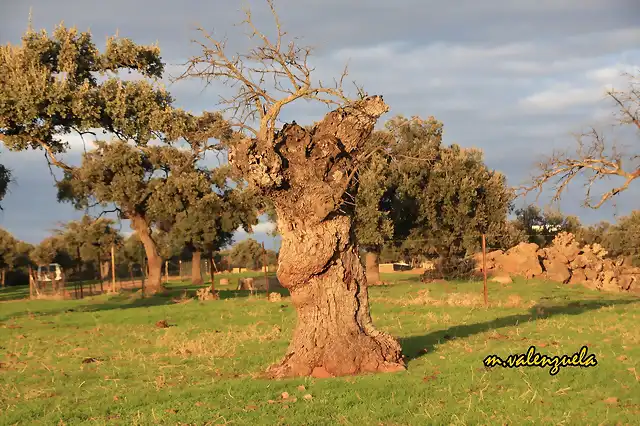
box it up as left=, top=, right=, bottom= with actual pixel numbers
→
left=520, top=85, right=603, bottom=110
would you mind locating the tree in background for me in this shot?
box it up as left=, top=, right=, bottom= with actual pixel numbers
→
left=0, top=24, right=231, bottom=295
left=603, top=211, right=640, bottom=265
left=169, top=166, right=259, bottom=286
left=57, top=142, right=219, bottom=294
left=118, top=233, right=146, bottom=283
left=30, top=236, right=73, bottom=269
left=513, top=204, right=581, bottom=248
left=0, top=229, right=32, bottom=287
left=356, top=116, right=515, bottom=278
left=521, top=71, right=639, bottom=208
left=354, top=131, right=394, bottom=285
left=574, top=221, right=611, bottom=247
left=228, top=238, right=276, bottom=270
left=57, top=215, right=122, bottom=285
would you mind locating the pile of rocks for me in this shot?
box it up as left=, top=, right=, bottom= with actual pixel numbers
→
left=475, top=232, right=640, bottom=293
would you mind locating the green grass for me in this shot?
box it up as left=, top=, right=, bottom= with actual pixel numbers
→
left=0, top=273, right=639, bottom=425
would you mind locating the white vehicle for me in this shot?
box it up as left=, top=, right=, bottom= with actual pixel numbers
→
left=37, top=263, right=63, bottom=282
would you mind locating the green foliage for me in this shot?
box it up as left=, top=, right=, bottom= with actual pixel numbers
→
left=0, top=228, right=31, bottom=270
left=30, top=235, right=73, bottom=268
left=514, top=205, right=582, bottom=248
left=1, top=23, right=233, bottom=239
left=169, top=167, right=260, bottom=257
left=575, top=221, right=611, bottom=247
left=603, top=211, right=640, bottom=265
left=228, top=238, right=275, bottom=269
left=152, top=228, right=182, bottom=260
left=356, top=115, right=515, bottom=260
left=0, top=163, right=11, bottom=209
left=56, top=141, right=211, bottom=225
left=0, top=24, right=169, bottom=154
left=117, top=233, right=146, bottom=268
left=56, top=215, right=122, bottom=265
left=354, top=143, right=394, bottom=249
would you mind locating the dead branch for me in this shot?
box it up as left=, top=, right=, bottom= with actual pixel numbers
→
left=518, top=128, right=639, bottom=209
left=518, top=71, right=639, bottom=209
left=173, top=0, right=354, bottom=145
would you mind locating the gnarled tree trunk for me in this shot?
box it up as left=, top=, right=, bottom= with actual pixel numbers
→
left=229, top=96, right=404, bottom=378
left=130, top=215, right=164, bottom=294
left=191, top=250, right=204, bottom=286
left=365, top=249, right=382, bottom=285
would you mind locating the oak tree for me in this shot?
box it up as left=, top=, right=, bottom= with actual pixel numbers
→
left=179, top=0, right=405, bottom=377
left=0, top=24, right=231, bottom=294
left=56, top=215, right=122, bottom=284
left=57, top=141, right=215, bottom=294
left=169, top=167, right=259, bottom=286
left=228, top=238, right=276, bottom=270
left=356, top=116, right=515, bottom=277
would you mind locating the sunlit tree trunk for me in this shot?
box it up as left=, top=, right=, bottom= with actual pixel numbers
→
left=191, top=250, right=204, bottom=286
left=364, top=250, right=382, bottom=285
left=130, top=215, right=164, bottom=294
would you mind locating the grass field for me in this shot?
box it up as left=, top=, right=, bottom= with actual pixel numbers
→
left=0, top=272, right=639, bottom=425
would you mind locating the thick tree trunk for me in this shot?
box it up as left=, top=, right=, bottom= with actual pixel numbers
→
left=130, top=215, right=164, bottom=294
left=365, top=250, right=382, bottom=285
left=191, top=250, right=204, bottom=286
left=230, top=96, right=403, bottom=378
left=268, top=215, right=404, bottom=378
left=1, top=269, right=5, bottom=288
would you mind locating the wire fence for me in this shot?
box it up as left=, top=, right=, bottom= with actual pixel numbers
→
left=24, top=256, right=279, bottom=300
left=10, top=230, right=640, bottom=300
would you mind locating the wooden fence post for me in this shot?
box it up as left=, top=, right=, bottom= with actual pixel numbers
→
left=111, top=244, right=116, bottom=292
left=482, top=234, right=488, bottom=306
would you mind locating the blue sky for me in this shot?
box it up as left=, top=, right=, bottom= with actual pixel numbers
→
left=1, top=0, right=639, bottom=249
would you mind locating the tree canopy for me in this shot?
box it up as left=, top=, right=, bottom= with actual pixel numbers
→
left=228, top=238, right=276, bottom=270
left=0, top=23, right=251, bottom=294
left=356, top=116, right=515, bottom=263
left=511, top=205, right=581, bottom=248
left=56, top=215, right=122, bottom=264
left=169, top=166, right=259, bottom=258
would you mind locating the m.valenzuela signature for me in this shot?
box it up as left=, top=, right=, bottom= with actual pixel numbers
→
left=483, top=345, right=598, bottom=375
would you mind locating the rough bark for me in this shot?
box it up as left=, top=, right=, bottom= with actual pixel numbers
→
left=130, top=215, right=165, bottom=294
left=191, top=250, right=204, bottom=286
left=365, top=250, right=382, bottom=285
left=1, top=269, right=5, bottom=288
left=229, top=96, right=405, bottom=378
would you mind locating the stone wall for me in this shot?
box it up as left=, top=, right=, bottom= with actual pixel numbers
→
left=474, top=232, right=640, bottom=294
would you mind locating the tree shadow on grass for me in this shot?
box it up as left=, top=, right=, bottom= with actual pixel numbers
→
left=399, top=298, right=640, bottom=361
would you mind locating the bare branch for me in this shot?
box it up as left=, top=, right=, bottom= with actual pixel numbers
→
left=518, top=127, right=639, bottom=209
left=37, top=139, right=74, bottom=173
left=174, top=0, right=355, bottom=145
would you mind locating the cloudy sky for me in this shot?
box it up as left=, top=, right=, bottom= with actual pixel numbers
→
left=1, top=0, right=639, bottom=249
